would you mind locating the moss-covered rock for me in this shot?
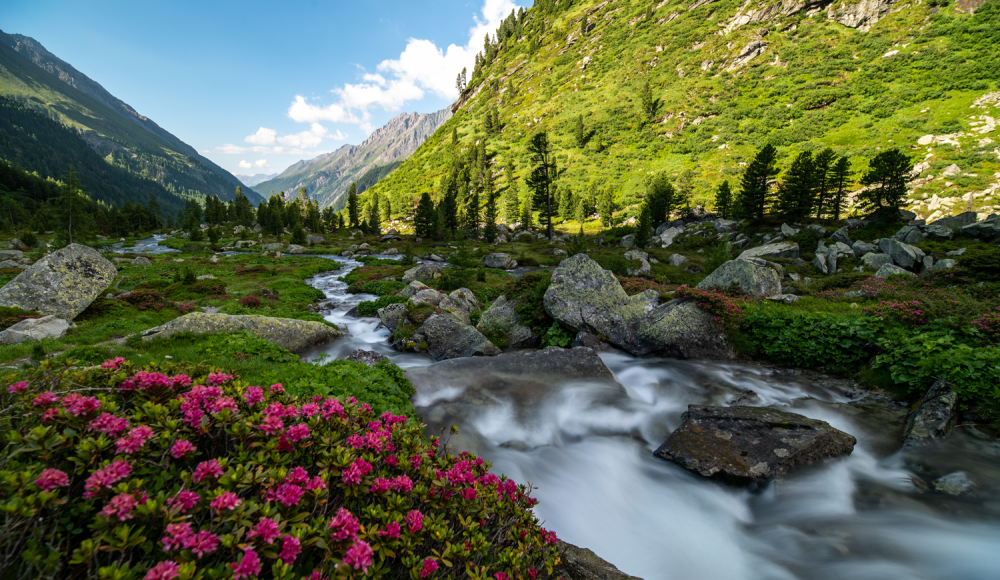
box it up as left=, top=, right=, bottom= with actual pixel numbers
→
left=0, top=243, right=116, bottom=320
left=696, top=257, right=782, bottom=297
left=140, top=312, right=342, bottom=352
left=477, top=295, right=535, bottom=349
left=407, top=314, right=501, bottom=361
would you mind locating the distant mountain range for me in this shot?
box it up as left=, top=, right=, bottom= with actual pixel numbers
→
left=0, top=30, right=262, bottom=205
left=254, top=108, right=451, bottom=210
left=235, top=173, right=278, bottom=188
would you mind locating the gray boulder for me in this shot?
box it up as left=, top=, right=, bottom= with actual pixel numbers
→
left=658, top=226, right=685, bottom=247
left=903, top=379, right=958, bottom=448
left=804, top=224, right=828, bottom=237
left=344, top=349, right=387, bottom=367
left=620, top=234, right=635, bottom=248
left=923, top=224, right=954, bottom=240
left=0, top=315, right=76, bottom=345
left=879, top=238, right=925, bottom=269
left=286, top=244, right=308, bottom=254
left=831, top=226, right=852, bottom=246
left=408, top=315, right=501, bottom=361
left=932, top=472, right=976, bottom=496
left=653, top=405, right=856, bottom=485
left=423, top=346, right=613, bottom=383
left=668, top=253, right=689, bottom=267
left=306, top=234, right=325, bottom=244
left=377, top=303, right=408, bottom=332
left=132, top=256, right=151, bottom=266
left=141, top=312, right=341, bottom=352
left=930, top=258, right=956, bottom=270
left=930, top=211, right=977, bottom=229
left=0, top=260, right=21, bottom=268
left=624, top=250, right=651, bottom=276
left=409, top=289, right=445, bottom=308
left=893, top=225, right=926, bottom=245
left=780, top=223, right=799, bottom=237
left=402, top=263, right=442, bottom=283
left=261, top=242, right=284, bottom=250
left=476, top=296, right=535, bottom=349
left=571, top=331, right=611, bottom=351
left=852, top=240, right=878, bottom=257
left=0, top=250, right=24, bottom=261
left=959, top=216, right=1000, bottom=239
left=861, top=253, right=894, bottom=270
left=397, top=280, right=431, bottom=298
left=483, top=253, right=517, bottom=269
left=715, top=219, right=739, bottom=233
left=439, top=288, right=479, bottom=325
left=875, top=263, right=915, bottom=278
left=0, top=244, right=116, bottom=320
left=738, top=242, right=799, bottom=261
left=552, top=541, right=643, bottom=580
left=697, top=257, right=782, bottom=297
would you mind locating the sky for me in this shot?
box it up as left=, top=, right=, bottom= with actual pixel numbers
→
left=4, top=0, right=524, bottom=176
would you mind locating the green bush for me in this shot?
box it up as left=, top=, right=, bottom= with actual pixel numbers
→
left=541, top=322, right=574, bottom=348
left=357, top=295, right=408, bottom=317
left=702, top=241, right=733, bottom=276
left=504, top=271, right=553, bottom=331
left=593, top=254, right=628, bottom=276
left=351, top=280, right=407, bottom=296
left=958, top=248, right=1000, bottom=281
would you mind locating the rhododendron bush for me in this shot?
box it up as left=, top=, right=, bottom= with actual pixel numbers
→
left=0, top=359, right=560, bottom=580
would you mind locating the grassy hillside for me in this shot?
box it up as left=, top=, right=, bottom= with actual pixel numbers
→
left=367, top=0, right=1000, bottom=224
left=0, top=38, right=262, bottom=206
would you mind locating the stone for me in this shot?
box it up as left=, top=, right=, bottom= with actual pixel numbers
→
left=306, top=234, right=325, bottom=244
left=261, top=243, right=284, bottom=251
left=234, top=240, right=259, bottom=248
left=959, top=216, right=1000, bottom=239
left=875, top=263, right=915, bottom=278
left=438, top=288, right=479, bottom=325
left=6, top=239, right=23, bottom=249
left=552, top=541, right=643, bottom=580
left=831, top=226, right=852, bottom=246
left=571, top=331, right=611, bottom=351
left=407, top=315, right=501, bottom=361
left=932, top=472, right=976, bottom=496
left=653, top=405, right=856, bottom=485
left=384, top=248, right=399, bottom=255
left=0, top=244, right=116, bottom=320
left=422, top=346, right=612, bottom=383
left=477, top=296, right=535, bottom=349
left=141, top=312, right=342, bottom=352
left=196, top=275, right=217, bottom=281
left=920, top=255, right=935, bottom=272
left=946, top=247, right=966, bottom=256
left=852, top=240, right=878, bottom=257
left=402, top=263, right=442, bottom=283
left=737, top=242, right=799, bottom=261
left=658, top=226, right=685, bottom=247
left=903, top=379, right=958, bottom=448
left=879, top=238, right=925, bottom=269
left=286, top=244, right=308, bottom=254
left=624, top=250, right=651, bottom=276
left=780, top=223, right=799, bottom=237
left=0, top=250, right=24, bottom=261
left=930, top=211, right=976, bottom=229
left=344, top=349, right=387, bottom=367
left=132, top=257, right=151, bottom=266
left=377, top=303, right=407, bottom=332
left=409, top=289, right=446, bottom=308
left=553, top=249, right=567, bottom=257
left=624, top=250, right=648, bottom=261
left=340, top=251, right=354, bottom=257
left=829, top=241, right=855, bottom=258
left=398, top=280, right=431, bottom=298
left=922, top=224, right=954, bottom=240
left=668, top=254, right=689, bottom=267
left=931, top=258, right=956, bottom=270
left=697, top=257, right=782, bottom=297
left=359, top=243, right=371, bottom=249
left=715, top=219, right=739, bottom=233
left=765, top=294, right=800, bottom=304
left=804, top=224, right=827, bottom=237
left=893, top=225, right=926, bottom=245
left=484, top=253, right=517, bottom=269
left=428, top=254, right=445, bottom=262
left=545, top=254, right=731, bottom=358
left=0, top=260, right=22, bottom=268
left=620, top=234, right=635, bottom=248
left=0, top=315, right=76, bottom=345
left=861, top=253, right=894, bottom=270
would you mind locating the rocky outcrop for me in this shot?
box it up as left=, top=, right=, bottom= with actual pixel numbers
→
left=959, top=215, right=1000, bottom=239
left=875, top=263, right=914, bottom=278
left=428, top=346, right=613, bottom=382
left=344, top=349, right=388, bottom=367
left=402, top=263, right=442, bottom=283
left=879, top=238, right=925, bottom=269
left=861, top=252, right=894, bottom=270
left=544, top=255, right=731, bottom=358
left=930, top=211, right=976, bottom=229
left=624, top=250, right=651, bottom=276
left=828, top=0, right=896, bottom=32
left=696, top=257, right=781, bottom=296
left=377, top=303, right=407, bottom=332
left=477, top=296, right=535, bottom=349
left=0, top=315, right=75, bottom=345
left=439, top=288, right=479, bottom=325
left=0, top=243, right=116, bottom=320
left=141, top=312, right=342, bottom=352
left=408, top=315, right=501, bottom=361
left=398, top=280, right=431, bottom=298
left=483, top=253, right=518, bottom=269
left=654, top=405, right=856, bottom=485
left=286, top=244, right=308, bottom=254
left=738, top=242, right=799, bottom=261
left=903, top=379, right=958, bottom=448
left=550, top=541, right=643, bottom=580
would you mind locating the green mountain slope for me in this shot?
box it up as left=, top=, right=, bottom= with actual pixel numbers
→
left=368, top=0, right=1000, bottom=224
left=0, top=31, right=262, bottom=205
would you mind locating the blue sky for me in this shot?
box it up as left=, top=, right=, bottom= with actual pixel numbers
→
left=4, top=0, right=523, bottom=176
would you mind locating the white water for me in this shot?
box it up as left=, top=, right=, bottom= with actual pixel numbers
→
left=295, top=258, right=1000, bottom=580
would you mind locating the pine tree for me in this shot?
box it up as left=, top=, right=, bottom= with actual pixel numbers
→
left=812, top=148, right=836, bottom=219
left=714, top=180, right=733, bottom=220
left=739, top=144, right=780, bottom=219
left=639, top=81, right=657, bottom=122
left=520, top=186, right=534, bottom=229
left=645, top=172, right=676, bottom=225
left=146, top=193, right=162, bottom=229
left=635, top=202, right=652, bottom=249
left=347, top=183, right=360, bottom=228
left=483, top=189, right=498, bottom=243
left=580, top=14, right=589, bottom=36
left=858, top=149, right=911, bottom=213
left=574, top=199, right=586, bottom=224
left=291, top=225, right=306, bottom=245
left=503, top=161, right=519, bottom=222
left=465, top=186, right=481, bottom=238
left=366, top=194, right=381, bottom=233
left=452, top=127, right=459, bottom=148
left=574, top=115, right=586, bottom=148
left=383, top=198, right=392, bottom=222
left=776, top=151, right=817, bottom=222
left=435, top=203, right=448, bottom=241
left=597, top=186, right=616, bottom=227
left=58, top=166, right=90, bottom=245
left=525, top=130, right=555, bottom=240
left=829, top=156, right=854, bottom=221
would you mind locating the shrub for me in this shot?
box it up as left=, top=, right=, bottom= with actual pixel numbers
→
left=674, top=286, right=746, bottom=331
left=703, top=240, right=732, bottom=275
left=188, top=281, right=227, bottom=295
left=357, top=296, right=408, bottom=317
left=234, top=265, right=269, bottom=276
left=291, top=225, right=307, bottom=245
left=120, top=290, right=172, bottom=311
left=616, top=276, right=661, bottom=295
left=972, top=306, right=1000, bottom=343
left=76, top=296, right=118, bottom=321
left=504, top=271, right=553, bottom=331
left=0, top=306, right=41, bottom=331
left=958, top=248, right=1000, bottom=281
left=592, top=254, right=628, bottom=276
left=0, top=360, right=560, bottom=580
left=20, top=231, right=37, bottom=248
left=540, top=322, right=573, bottom=348
left=349, top=280, right=407, bottom=296
left=241, top=296, right=262, bottom=308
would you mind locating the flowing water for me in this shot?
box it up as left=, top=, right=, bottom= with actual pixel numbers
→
left=214, top=250, right=1000, bottom=579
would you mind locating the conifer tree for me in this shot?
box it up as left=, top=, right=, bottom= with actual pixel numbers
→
left=483, top=189, right=498, bottom=243
left=383, top=198, right=392, bottom=222
left=645, top=172, right=676, bottom=225
left=739, top=144, right=779, bottom=219
left=635, top=202, right=652, bottom=249
left=714, top=180, right=733, bottom=220
left=639, top=81, right=657, bottom=122
left=574, top=199, right=586, bottom=224
left=465, top=186, right=481, bottom=238
left=503, top=161, right=519, bottom=222
left=147, top=193, right=162, bottom=229
left=580, top=14, right=589, bottom=36
left=858, top=149, right=911, bottom=213
left=366, top=194, right=381, bottom=233
left=452, top=127, right=459, bottom=148
left=347, top=183, right=360, bottom=228
left=812, top=148, right=836, bottom=219
left=58, top=166, right=90, bottom=245
left=525, top=130, right=555, bottom=240
left=414, top=193, right=435, bottom=237
left=520, top=186, right=534, bottom=229
left=597, top=186, right=616, bottom=227
left=829, top=156, right=854, bottom=221
left=574, top=115, right=586, bottom=148
left=776, top=151, right=817, bottom=222
left=435, top=203, right=448, bottom=241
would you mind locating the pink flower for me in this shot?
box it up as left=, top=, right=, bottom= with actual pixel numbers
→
left=301, top=402, right=319, bottom=417
left=461, top=487, right=477, bottom=500
left=32, top=392, right=59, bottom=407
left=391, top=475, right=413, bottom=493
left=258, top=415, right=284, bottom=436
left=168, top=490, right=200, bottom=512
left=231, top=548, right=262, bottom=579
left=143, top=561, right=179, bottom=580
left=385, top=454, right=399, bottom=467
left=269, top=383, right=284, bottom=394
left=101, top=357, right=126, bottom=370
left=7, top=381, right=28, bottom=394
left=192, top=459, right=223, bottom=482
left=248, top=517, right=281, bottom=544
left=495, top=573, right=509, bottom=580
left=346, top=434, right=363, bottom=448
left=161, top=523, right=194, bottom=551
left=243, top=386, right=264, bottom=406
left=170, top=439, right=195, bottom=458
left=343, top=540, right=373, bottom=573
left=306, top=475, right=327, bottom=492
left=321, top=398, right=344, bottom=418
left=115, top=425, right=155, bottom=454
left=210, top=491, right=241, bottom=513
left=279, top=534, right=301, bottom=565
left=274, top=483, right=304, bottom=506
left=421, top=558, right=439, bottom=578
left=184, top=408, right=205, bottom=430
left=286, top=423, right=310, bottom=442
left=370, top=478, right=390, bottom=494
left=342, top=458, right=372, bottom=486
left=35, top=468, right=69, bottom=492
left=84, top=460, right=132, bottom=498
left=121, top=371, right=174, bottom=391
left=101, top=493, right=138, bottom=521
left=62, top=394, right=101, bottom=416
left=409, top=455, right=423, bottom=471
left=406, top=509, right=424, bottom=532
left=208, top=397, right=237, bottom=414
left=206, top=372, right=233, bottom=386
left=187, top=530, right=220, bottom=558
left=329, top=507, right=360, bottom=540
left=172, top=374, right=192, bottom=388
left=379, top=521, right=401, bottom=539
left=540, top=528, right=558, bottom=544
left=285, top=466, right=310, bottom=484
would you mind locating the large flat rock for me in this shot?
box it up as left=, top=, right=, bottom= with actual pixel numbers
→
left=0, top=244, right=116, bottom=320
left=141, top=312, right=342, bottom=352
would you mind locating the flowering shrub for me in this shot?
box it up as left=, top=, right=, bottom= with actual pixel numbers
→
left=674, top=285, right=746, bottom=331
left=972, top=306, right=1000, bottom=343
left=615, top=276, right=661, bottom=296
left=234, top=265, right=270, bottom=276
left=241, top=296, right=262, bottom=308
left=0, top=306, right=42, bottom=331
left=0, top=360, right=560, bottom=580
left=863, top=300, right=927, bottom=326
left=120, top=289, right=172, bottom=311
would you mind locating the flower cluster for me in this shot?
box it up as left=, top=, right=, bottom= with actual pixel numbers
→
left=674, top=285, right=747, bottom=331
left=863, top=300, right=928, bottom=326
left=615, top=275, right=663, bottom=295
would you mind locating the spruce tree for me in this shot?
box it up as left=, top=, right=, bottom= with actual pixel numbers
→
left=776, top=151, right=817, bottom=222
left=645, top=172, right=676, bottom=225
left=574, top=199, right=586, bottom=224
left=465, top=186, right=481, bottom=238
left=639, top=81, right=657, bottom=122
left=574, top=115, right=586, bottom=148
left=366, top=194, right=381, bottom=233
left=635, top=202, right=652, bottom=249
left=147, top=193, right=162, bottom=229
left=520, top=186, right=534, bottom=229
left=858, top=149, right=911, bottom=213
left=503, top=161, right=519, bottom=223
left=739, top=144, right=779, bottom=219
left=829, top=156, right=854, bottom=221
left=714, top=180, right=733, bottom=220
left=58, top=166, right=90, bottom=245
left=435, top=203, right=448, bottom=241
left=451, top=127, right=459, bottom=148
left=812, top=148, right=836, bottom=219
left=347, top=183, right=360, bottom=228
left=415, top=193, right=435, bottom=237
left=483, top=190, right=498, bottom=243
left=597, top=186, right=616, bottom=227
left=525, top=130, right=555, bottom=240
left=580, top=14, right=589, bottom=36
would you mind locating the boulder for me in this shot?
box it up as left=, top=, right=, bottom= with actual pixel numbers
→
left=878, top=238, right=925, bottom=269
left=484, top=253, right=517, bottom=269
left=261, top=243, right=284, bottom=251
left=804, top=224, right=828, bottom=237
left=340, top=251, right=354, bottom=258
left=234, top=240, right=259, bottom=248
left=132, top=257, right=151, bottom=266
left=893, top=225, right=926, bottom=245
left=398, top=280, right=431, bottom=298
left=551, top=541, right=643, bottom=580
left=658, top=226, right=685, bottom=247
left=409, top=289, right=446, bottom=308
left=428, top=254, right=445, bottom=262
left=831, top=226, right=853, bottom=246
left=861, top=253, right=894, bottom=270
left=624, top=250, right=651, bottom=276
left=544, top=255, right=731, bottom=358
left=780, top=223, right=799, bottom=237
left=930, top=258, right=956, bottom=270
left=875, top=263, right=915, bottom=278
left=653, top=405, right=856, bottom=485
left=738, top=242, right=799, bottom=261
left=344, top=349, right=387, bottom=367
left=715, top=219, right=739, bottom=233
left=384, top=248, right=399, bottom=255
left=852, top=240, right=878, bottom=257
left=929, top=211, right=976, bottom=229
left=0, top=260, right=21, bottom=268
left=402, top=263, right=442, bottom=283
left=0, top=244, right=116, bottom=320
left=922, top=224, right=954, bottom=240
left=408, top=315, right=501, bottom=361
left=6, top=239, right=22, bottom=249
left=286, top=244, right=308, bottom=254
left=141, top=312, right=342, bottom=352
left=439, top=288, right=479, bottom=325
left=829, top=241, right=855, bottom=258
left=425, top=345, right=612, bottom=382
left=0, top=250, right=24, bottom=261
left=668, top=253, right=689, bottom=267
left=766, top=294, right=800, bottom=304
left=306, top=234, right=325, bottom=244
left=377, top=303, right=408, bottom=332
left=0, top=315, right=76, bottom=345
left=903, top=379, right=958, bottom=448
left=959, top=216, right=1000, bottom=239
left=553, top=249, right=567, bottom=257
left=476, top=296, right=536, bottom=349
left=696, top=257, right=782, bottom=297
left=945, top=247, right=966, bottom=256
left=932, top=472, right=976, bottom=496
left=571, top=331, right=611, bottom=351
left=620, top=234, right=635, bottom=248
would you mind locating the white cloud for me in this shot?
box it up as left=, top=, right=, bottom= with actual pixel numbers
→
left=287, top=95, right=358, bottom=124
left=254, top=159, right=269, bottom=168
left=245, top=127, right=277, bottom=145
left=239, top=160, right=252, bottom=169
left=219, top=144, right=249, bottom=154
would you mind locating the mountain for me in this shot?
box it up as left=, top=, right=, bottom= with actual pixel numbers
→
left=254, top=107, right=451, bottom=210
left=366, top=0, right=1000, bottom=224
left=235, top=173, right=277, bottom=188
left=0, top=30, right=262, bottom=205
